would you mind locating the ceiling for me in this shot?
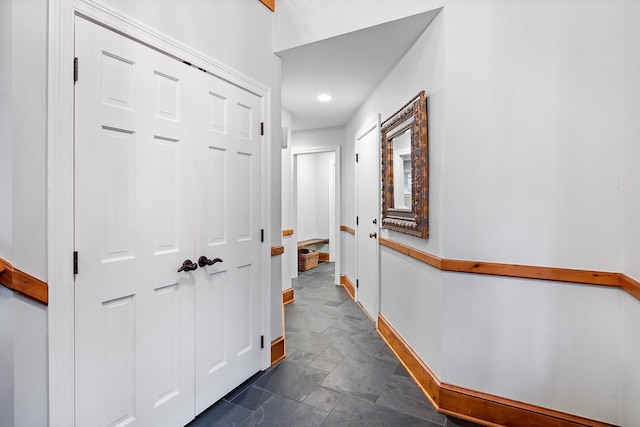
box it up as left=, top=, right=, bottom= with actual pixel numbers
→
left=276, top=9, right=441, bottom=132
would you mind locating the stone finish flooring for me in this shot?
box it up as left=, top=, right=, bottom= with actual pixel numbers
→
left=188, top=262, right=481, bottom=426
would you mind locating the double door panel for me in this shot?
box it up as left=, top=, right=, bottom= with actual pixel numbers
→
left=74, top=17, right=262, bottom=427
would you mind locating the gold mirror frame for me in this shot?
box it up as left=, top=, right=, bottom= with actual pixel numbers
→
left=381, top=91, right=429, bottom=239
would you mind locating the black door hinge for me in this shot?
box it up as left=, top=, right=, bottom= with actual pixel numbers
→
left=261, top=229, right=264, bottom=243
left=261, top=122, right=264, bottom=136
left=356, top=216, right=359, bottom=226
left=261, top=335, right=264, bottom=349
left=356, top=279, right=359, bottom=288
left=74, top=57, right=79, bottom=83
left=73, top=251, right=78, bottom=274
left=356, top=153, right=359, bottom=163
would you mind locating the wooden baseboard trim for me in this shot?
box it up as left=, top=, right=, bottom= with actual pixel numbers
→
left=0, top=258, right=48, bottom=305
left=271, top=245, right=285, bottom=256
left=271, top=336, right=285, bottom=365
left=377, top=314, right=616, bottom=427
left=282, top=287, right=294, bottom=305
left=379, top=237, right=637, bottom=300
left=282, top=229, right=294, bottom=237
left=340, top=225, right=355, bottom=235
left=319, top=252, right=330, bottom=262
left=340, top=274, right=356, bottom=300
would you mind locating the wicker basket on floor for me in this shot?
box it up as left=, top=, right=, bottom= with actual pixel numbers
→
left=298, top=249, right=319, bottom=271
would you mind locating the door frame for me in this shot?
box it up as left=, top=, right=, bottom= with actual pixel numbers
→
left=354, top=118, right=381, bottom=322
left=291, top=146, right=342, bottom=286
left=47, top=2, right=273, bottom=425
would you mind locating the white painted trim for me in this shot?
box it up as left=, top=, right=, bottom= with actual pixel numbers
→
left=47, top=1, right=76, bottom=425
left=291, top=146, right=342, bottom=287
left=47, top=1, right=273, bottom=424
left=355, top=119, right=378, bottom=141
left=261, top=90, right=273, bottom=370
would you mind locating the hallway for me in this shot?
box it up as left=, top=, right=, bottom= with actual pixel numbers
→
left=188, top=262, right=479, bottom=426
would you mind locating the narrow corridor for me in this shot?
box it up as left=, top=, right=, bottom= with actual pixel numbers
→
left=189, top=262, right=479, bottom=426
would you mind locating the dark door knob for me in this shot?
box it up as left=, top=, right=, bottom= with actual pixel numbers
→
left=177, top=259, right=198, bottom=273
left=369, top=232, right=377, bottom=239
left=198, top=256, right=223, bottom=268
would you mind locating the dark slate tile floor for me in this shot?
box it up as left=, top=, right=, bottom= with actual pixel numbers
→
left=188, top=262, right=482, bottom=427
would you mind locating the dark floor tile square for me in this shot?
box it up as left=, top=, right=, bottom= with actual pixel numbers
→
left=321, top=326, right=349, bottom=339
left=287, top=329, right=336, bottom=354
left=331, top=329, right=386, bottom=356
left=320, top=350, right=397, bottom=401
left=222, top=370, right=269, bottom=402
left=283, top=347, right=317, bottom=365
left=394, top=362, right=412, bottom=377
left=187, top=400, right=251, bottom=427
left=323, top=300, right=343, bottom=307
left=322, top=394, right=438, bottom=427
left=308, top=345, right=349, bottom=372
left=376, top=374, right=445, bottom=424
left=255, top=360, right=327, bottom=402
left=302, top=386, right=344, bottom=413
left=245, top=393, right=328, bottom=426
left=230, top=385, right=274, bottom=411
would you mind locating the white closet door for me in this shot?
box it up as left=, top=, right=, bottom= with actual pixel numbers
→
left=192, top=67, right=264, bottom=415
left=74, top=17, right=196, bottom=427
left=356, top=122, right=381, bottom=323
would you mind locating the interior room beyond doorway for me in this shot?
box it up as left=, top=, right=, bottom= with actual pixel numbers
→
left=293, top=151, right=336, bottom=277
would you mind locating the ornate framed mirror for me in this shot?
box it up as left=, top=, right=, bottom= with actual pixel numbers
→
left=381, top=91, right=429, bottom=239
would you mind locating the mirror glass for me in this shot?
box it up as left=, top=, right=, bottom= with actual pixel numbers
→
left=391, top=129, right=411, bottom=209
left=381, top=91, right=429, bottom=239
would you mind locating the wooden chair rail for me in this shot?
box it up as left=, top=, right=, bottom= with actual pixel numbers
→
left=0, top=258, right=48, bottom=305
left=379, top=237, right=640, bottom=302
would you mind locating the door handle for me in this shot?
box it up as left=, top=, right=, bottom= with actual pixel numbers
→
left=198, top=256, right=223, bottom=268
left=369, top=232, right=377, bottom=239
left=177, top=259, right=198, bottom=273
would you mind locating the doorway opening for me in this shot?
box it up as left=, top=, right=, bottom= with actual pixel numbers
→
left=291, top=147, right=341, bottom=287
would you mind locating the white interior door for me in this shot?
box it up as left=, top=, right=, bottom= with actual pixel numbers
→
left=74, top=17, right=265, bottom=425
left=192, top=64, right=263, bottom=414
left=356, top=121, right=380, bottom=322
left=74, top=17, right=196, bottom=427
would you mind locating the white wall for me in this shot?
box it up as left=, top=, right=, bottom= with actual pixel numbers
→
left=0, top=0, right=12, bottom=261
left=443, top=1, right=623, bottom=271
left=0, top=287, right=14, bottom=427
left=11, top=0, right=48, bottom=281
left=273, top=0, right=444, bottom=52
left=13, top=296, right=48, bottom=427
left=622, top=0, right=640, bottom=424
left=295, top=152, right=334, bottom=242
left=332, top=0, right=632, bottom=424
left=1, top=0, right=49, bottom=425
left=296, top=154, right=319, bottom=240
left=315, top=152, right=335, bottom=240
left=443, top=274, right=621, bottom=422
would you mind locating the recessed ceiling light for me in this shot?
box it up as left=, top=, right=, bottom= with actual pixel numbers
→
left=316, top=94, right=333, bottom=102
